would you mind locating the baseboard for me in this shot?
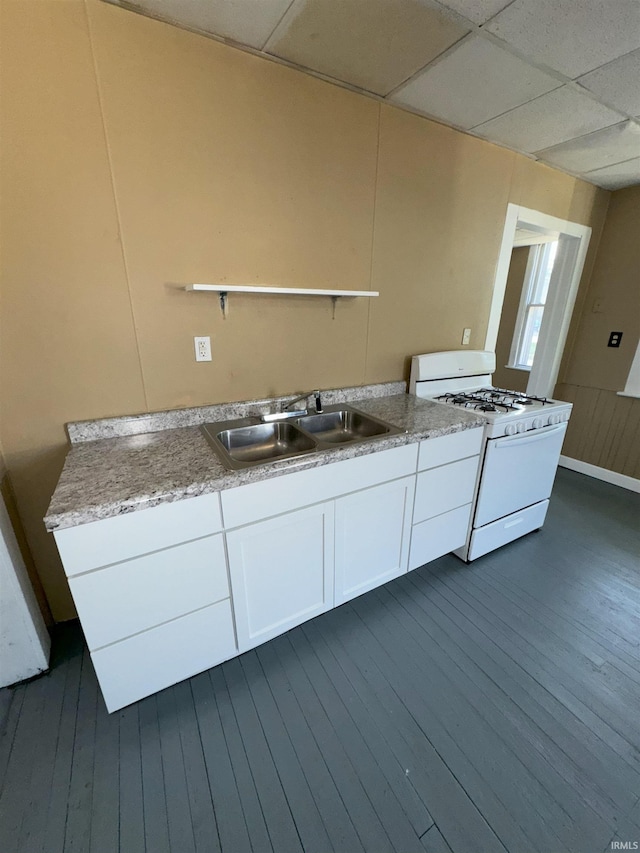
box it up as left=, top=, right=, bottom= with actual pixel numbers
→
left=559, top=456, right=640, bottom=493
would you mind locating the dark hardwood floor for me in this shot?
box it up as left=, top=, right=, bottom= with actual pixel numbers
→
left=1, top=467, right=639, bottom=853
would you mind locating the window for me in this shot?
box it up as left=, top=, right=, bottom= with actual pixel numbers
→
left=509, top=240, right=558, bottom=371
left=618, top=338, right=640, bottom=399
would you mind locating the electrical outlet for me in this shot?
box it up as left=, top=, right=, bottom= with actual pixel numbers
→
left=607, top=331, right=622, bottom=348
left=194, top=336, right=212, bottom=362
left=462, top=328, right=471, bottom=346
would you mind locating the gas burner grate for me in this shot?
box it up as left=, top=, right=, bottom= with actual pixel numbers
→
left=435, top=392, right=516, bottom=412
left=488, top=388, right=552, bottom=406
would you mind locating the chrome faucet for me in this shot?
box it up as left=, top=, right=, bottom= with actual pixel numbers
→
left=282, top=390, right=323, bottom=414
left=261, top=390, right=323, bottom=422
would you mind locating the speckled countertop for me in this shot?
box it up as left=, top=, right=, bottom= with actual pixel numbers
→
left=44, top=386, right=484, bottom=532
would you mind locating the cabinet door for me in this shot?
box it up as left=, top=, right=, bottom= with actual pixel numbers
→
left=334, top=476, right=415, bottom=606
left=226, top=502, right=334, bottom=652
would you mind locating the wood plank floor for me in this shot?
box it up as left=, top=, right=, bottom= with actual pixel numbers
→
left=1, top=467, right=639, bottom=853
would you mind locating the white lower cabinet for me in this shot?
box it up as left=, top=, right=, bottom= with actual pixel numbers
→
left=334, top=476, right=415, bottom=606
left=408, top=429, right=483, bottom=571
left=226, top=502, right=335, bottom=653
left=54, top=494, right=237, bottom=713
left=53, top=430, right=486, bottom=712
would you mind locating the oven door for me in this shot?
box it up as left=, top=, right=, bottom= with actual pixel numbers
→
left=474, top=423, right=567, bottom=528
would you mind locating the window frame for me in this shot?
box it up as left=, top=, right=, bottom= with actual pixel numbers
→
left=618, top=338, right=640, bottom=399
left=507, top=240, right=558, bottom=372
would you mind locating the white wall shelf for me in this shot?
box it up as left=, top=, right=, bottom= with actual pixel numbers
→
left=185, top=284, right=379, bottom=297
left=185, top=283, right=378, bottom=318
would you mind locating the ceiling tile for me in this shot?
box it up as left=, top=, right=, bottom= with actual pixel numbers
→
left=473, top=86, right=624, bottom=153
left=485, top=0, right=640, bottom=78
left=433, top=1, right=513, bottom=26
left=583, top=157, right=640, bottom=190
left=265, top=0, right=470, bottom=96
left=113, top=0, right=294, bottom=50
left=391, top=36, right=561, bottom=129
left=537, top=121, right=640, bottom=174
left=577, top=49, right=640, bottom=117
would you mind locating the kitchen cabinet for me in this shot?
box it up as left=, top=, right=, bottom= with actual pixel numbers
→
left=51, top=432, right=486, bottom=711
left=226, top=502, right=335, bottom=652
left=409, top=428, right=483, bottom=570
left=222, top=444, right=418, bottom=652
left=53, top=493, right=237, bottom=712
left=334, top=476, right=414, bottom=606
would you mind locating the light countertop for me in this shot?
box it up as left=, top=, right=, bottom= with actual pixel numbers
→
left=44, top=387, right=484, bottom=532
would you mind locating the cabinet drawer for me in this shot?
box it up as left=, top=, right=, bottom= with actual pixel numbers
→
left=69, top=533, right=229, bottom=651
left=467, top=499, right=549, bottom=562
left=413, top=455, right=479, bottom=523
left=91, top=599, right=236, bottom=712
left=409, top=503, right=472, bottom=571
left=418, top=428, right=483, bottom=471
left=221, top=443, right=418, bottom=528
left=54, top=492, right=222, bottom=576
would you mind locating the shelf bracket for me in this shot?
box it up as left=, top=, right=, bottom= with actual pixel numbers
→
left=331, top=295, right=339, bottom=320
left=219, top=291, right=228, bottom=319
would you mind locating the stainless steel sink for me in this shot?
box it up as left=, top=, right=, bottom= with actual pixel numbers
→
left=295, top=409, right=391, bottom=443
left=205, top=421, right=316, bottom=469
left=202, top=404, right=405, bottom=470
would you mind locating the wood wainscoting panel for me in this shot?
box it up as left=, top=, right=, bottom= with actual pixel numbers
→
left=555, top=383, right=640, bottom=478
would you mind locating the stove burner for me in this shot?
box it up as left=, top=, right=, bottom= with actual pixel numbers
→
left=435, top=391, right=516, bottom=412
left=435, top=386, right=556, bottom=415
left=489, top=388, right=552, bottom=406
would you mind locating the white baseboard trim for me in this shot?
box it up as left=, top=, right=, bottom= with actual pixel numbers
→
left=559, top=456, right=640, bottom=493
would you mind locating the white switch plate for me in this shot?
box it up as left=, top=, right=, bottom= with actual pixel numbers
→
left=462, top=328, right=471, bottom=346
left=194, top=336, right=212, bottom=362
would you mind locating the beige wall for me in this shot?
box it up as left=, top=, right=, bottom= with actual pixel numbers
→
left=562, top=186, right=640, bottom=391
left=0, top=0, right=610, bottom=620
left=556, top=185, right=640, bottom=479
left=493, top=247, right=530, bottom=393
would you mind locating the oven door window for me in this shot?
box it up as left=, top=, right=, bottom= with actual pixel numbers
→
left=474, top=423, right=567, bottom=528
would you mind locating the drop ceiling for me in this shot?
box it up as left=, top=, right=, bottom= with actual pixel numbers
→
left=104, top=0, right=640, bottom=190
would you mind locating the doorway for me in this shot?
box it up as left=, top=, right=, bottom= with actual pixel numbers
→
left=485, top=204, right=592, bottom=398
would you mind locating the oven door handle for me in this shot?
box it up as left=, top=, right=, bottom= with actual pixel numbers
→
left=494, top=424, right=566, bottom=448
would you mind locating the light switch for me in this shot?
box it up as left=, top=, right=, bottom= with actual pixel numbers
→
left=462, top=328, right=471, bottom=346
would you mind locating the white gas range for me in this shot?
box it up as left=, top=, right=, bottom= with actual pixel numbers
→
left=410, top=350, right=572, bottom=562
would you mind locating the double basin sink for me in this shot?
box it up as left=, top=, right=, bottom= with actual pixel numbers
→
left=202, top=404, right=404, bottom=470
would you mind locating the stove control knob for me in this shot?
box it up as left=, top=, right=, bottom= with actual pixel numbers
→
left=561, top=411, right=570, bottom=422
left=505, top=423, right=517, bottom=436
left=516, top=422, right=526, bottom=433
left=532, top=417, right=544, bottom=429
left=549, top=413, right=561, bottom=426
